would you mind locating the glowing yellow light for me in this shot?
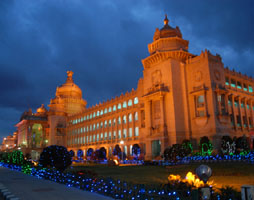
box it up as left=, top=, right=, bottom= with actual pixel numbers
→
left=168, top=172, right=214, bottom=188
left=113, top=159, right=119, bottom=165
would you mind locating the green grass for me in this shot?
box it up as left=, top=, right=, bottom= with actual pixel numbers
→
left=67, top=162, right=254, bottom=191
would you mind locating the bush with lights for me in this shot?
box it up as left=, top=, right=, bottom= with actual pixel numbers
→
left=199, top=136, right=213, bottom=156
left=39, top=145, right=72, bottom=172
left=235, top=135, right=250, bottom=155
left=221, top=136, right=236, bottom=155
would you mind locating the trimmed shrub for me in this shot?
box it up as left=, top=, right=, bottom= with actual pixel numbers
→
left=199, top=136, right=213, bottom=156
left=235, top=135, right=250, bottom=154
left=221, top=136, right=236, bottom=155
left=181, top=139, right=193, bottom=156
left=39, top=145, right=72, bottom=171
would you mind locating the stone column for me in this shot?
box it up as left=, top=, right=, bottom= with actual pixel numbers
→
left=217, top=93, right=222, bottom=115
left=231, top=94, right=237, bottom=130
left=225, top=93, right=229, bottom=114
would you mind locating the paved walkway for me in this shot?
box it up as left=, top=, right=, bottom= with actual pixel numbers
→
left=0, top=167, right=113, bottom=200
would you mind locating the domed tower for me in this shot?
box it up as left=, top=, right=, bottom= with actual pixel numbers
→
left=48, top=71, right=87, bottom=146
left=141, top=16, right=193, bottom=160
left=48, top=71, right=87, bottom=115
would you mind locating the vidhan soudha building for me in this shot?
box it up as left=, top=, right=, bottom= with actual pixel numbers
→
left=3, top=16, right=254, bottom=159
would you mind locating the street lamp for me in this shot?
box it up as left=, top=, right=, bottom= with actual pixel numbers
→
left=120, top=140, right=124, bottom=161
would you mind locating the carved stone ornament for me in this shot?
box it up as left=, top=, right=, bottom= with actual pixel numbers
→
left=152, top=70, right=162, bottom=86
left=195, top=71, right=202, bottom=82
left=214, top=70, right=221, bottom=81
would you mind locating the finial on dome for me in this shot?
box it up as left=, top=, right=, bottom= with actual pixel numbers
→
left=164, top=14, right=169, bottom=25
left=66, top=71, right=73, bottom=83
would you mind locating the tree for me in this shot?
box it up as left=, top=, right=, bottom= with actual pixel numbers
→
left=235, top=135, right=249, bottom=154
left=181, top=140, right=193, bottom=156
left=163, top=144, right=186, bottom=161
left=39, top=145, right=72, bottom=171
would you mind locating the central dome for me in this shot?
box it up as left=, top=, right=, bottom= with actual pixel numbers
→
left=153, top=15, right=182, bottom=41
left=56, top=71, right=82, bottom=98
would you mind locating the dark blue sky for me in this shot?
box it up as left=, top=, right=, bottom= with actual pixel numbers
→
left=0, top=0, right=253, bottom=140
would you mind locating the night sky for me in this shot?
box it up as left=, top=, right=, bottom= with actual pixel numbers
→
left=0, top=0, right=253, bottom=140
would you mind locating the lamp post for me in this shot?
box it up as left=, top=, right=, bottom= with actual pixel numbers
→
left=196, top=164, right=212, bottom=200
left=120, top=140, right=124, bottom=162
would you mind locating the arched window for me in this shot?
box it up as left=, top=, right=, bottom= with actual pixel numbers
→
left=80, top=128, right=83, bottom=133
left=104, top=120, right=107, bottom=128
left=100, top=122, right=103, bottom=128
left=108, top=107, right=112, bottom=112
left=129, top=113, right=132, bottom=122
left=109, top=119, right=112, bottom=127
left=113, top=105, right=116, bottom=111
left=113, top=118, right=116, bottom=126
left=101, top=133, right=103, bottom=140
left=128, top=99, right=132, bottom=106
left=113, top=131, right=116, bottom=139
left=129, top=128, right=132, bottom=137
left=135, top=112, right=138, bottom=121
left=118, top=103, right=121, bottom=109
left=97, top=134, right=99, bottom=141
left=93, top=124, right=95, bottom=130
left=104, top=132, right=107, bottom=140
left=90, top=113, right=92, bottom=119
left=123, top=115, right=127, bottom=124
left=97, top=123, right=99, bottom=129
left=118, top=130, right=121, bottom=139
left=134, top=97, right=138, bottom=104
left=87, top=115, right=89, bottom=120
left=135, top=127, right=139, bottom=136
left=109, top=132, right=112, bottom=140
left=97, top=111, right=100, bottom=116
left=93, top=112, right=96, bottom=118
left=123, top=101, right=127, bottom=108
left=123, top=129, right=127, bottom=138
left=84, top=116, right=86, bottom=121
left=104, top=108, right=107, bottom=114
left=100, top=110, right=103, bottom=115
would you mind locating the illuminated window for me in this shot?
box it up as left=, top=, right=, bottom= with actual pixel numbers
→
left=237, top=81, right=242, bottom=89
left=86, top=126, right=89, bottom=132
left=113, top=118, right=116, bottom=126
left=123, top=129, right=127, bottom=138
left=78, top=118, right=80, bottom=123
left=228, top=99, right=232, bottom=106
left=123, top=101, right=127, bottom=108
left=118, top=116, right=121, bottom=124
left=118, top=130, right=121, bottom=139
left=135, top=127, right=139, bottom=136
left=249, top=86, right=253, bottom=93
left=247, top=104, right=250, bottom=109
left=90, top=125, right=92, bottom=131
left=118, top=103, right=121, bottom=109
left=97, top=134, right=99, bottom=141
left=104, top=120, right=107, bottom=128
left=83, top=136, right=86, bottom=144
left=104, top=108, right=107, bottom=114
left=134, top=97, right=138, bottom=104
left=113, top=105, right=116, bottom=111
left=90, top=113, right=92, bottom=119
left=100, top=110, right=103, bottom=115
left=101, top=133, right=103, bottom=141
left=93, top=135, right=96, bottom=142
left=90, top=135, right=92, bottom=142
left=234, top=101, right=239, bottom=107
left=123, top=115, right=127, bottom=124
left=243, top=84, right=248, bottom=91
left=97, top=111, right=100, bottom=117
left=195, top=95, right=205, bottom=117
left=81, top=128, right=83, bottom=133
left=83, top=127, right=86, bottom=133
left=231, top=79, right=236, bottom=87
left=84, top=116, right=86, bottom=121
left=104, top=132, right=107, bottom=140
left=135, top=112, right=138, bottom=121
left=97, top=123, right=99, bottom=129
left=109, top=119, right=111, bottom=127
left=128, top=99, right=132, bottom=106
left=100, top=122, right=103, bottom=128
left=80, top=117, right=83, bottom=122
left=225, top=77, right=229, bottom=85
left=87, top=115, right=89, bottom=120
left=129, top=128, right=132, bottom=137
left=113, top=131, right=116, bottom=139
left=109, top=132, right=112, bottom=140
left=129, top=113, right=132, bottom=122
left=93, top=112, right=96, bottom=118
left=108, top=107, right=112, bottom=112
left=241, top=102, right=244, bottom=108
left=93, top=124, right=95, bottom=130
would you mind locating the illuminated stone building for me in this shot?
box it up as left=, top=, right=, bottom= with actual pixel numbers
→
left=5, top=16, right=254, bottom=159
left=0, top=132, right=17, bottom=151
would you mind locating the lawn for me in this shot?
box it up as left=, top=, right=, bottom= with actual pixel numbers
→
left=68, top=161, right=254, bottom=191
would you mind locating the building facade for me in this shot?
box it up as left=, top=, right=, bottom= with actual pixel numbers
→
left=3, top=16, right=254, bottom=159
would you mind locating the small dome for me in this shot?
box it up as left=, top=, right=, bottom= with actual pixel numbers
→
left=56, top=71, right=82, bottom=98
left=153, top=15, right=182, bottom=41
left=36, top=104, right=47, bottom=113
